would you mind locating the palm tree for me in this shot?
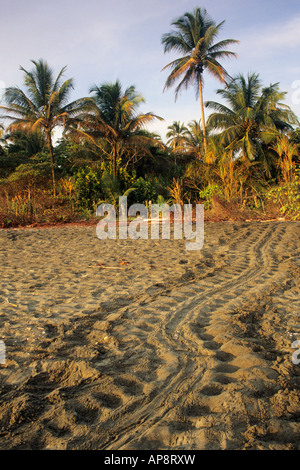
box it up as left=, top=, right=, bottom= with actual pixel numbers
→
left=0, top=124, right=5, bottom=156
left=182, top=119, right=206, bottom=161
left=5, top=129, right=46, bottom=158
left=161, top=7, right=239, bottom=154
left=166, top=121, right=187, bottom=162
left=71, top=80, right=163, bottom=177
left=206, top=73, right=298, bottom=176
left=0, top=59, right=92, bottom=195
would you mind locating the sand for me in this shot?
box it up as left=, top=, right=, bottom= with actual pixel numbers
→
left=0, top=220, right=299, bottom=450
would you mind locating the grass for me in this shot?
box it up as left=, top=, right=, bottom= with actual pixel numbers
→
left=0, top=180, right=95, bottom=228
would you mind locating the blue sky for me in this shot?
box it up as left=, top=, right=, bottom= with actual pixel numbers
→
left=1, top=0, right=300, bottom=141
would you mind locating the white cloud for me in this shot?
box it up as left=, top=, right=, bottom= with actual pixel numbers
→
left=238, top=14, right=300, bottom=59
left=260, top=15, right=300, bottom=48
left=1, top=0, right=299, bottom=134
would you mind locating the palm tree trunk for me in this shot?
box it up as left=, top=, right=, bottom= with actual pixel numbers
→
left=112, top=141, right=117, bottom=178
left=198, top=75, right=207, bottom=156
left=173, top=133, right=177, bottom=165
left=46, top=130, right=56, bottom=196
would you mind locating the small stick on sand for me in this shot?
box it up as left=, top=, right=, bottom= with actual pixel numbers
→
left=88, top=265, right=125, bottom=269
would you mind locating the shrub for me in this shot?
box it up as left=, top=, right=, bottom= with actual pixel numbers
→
left=131, top=176, right=160, bottom=204
left=74, top=166, right=103, bottom=210
left=199, top=184, right=223, bottom=209
left=266, top=168, right=300, bottom=220
left=5, top=161, right=51, bottom=190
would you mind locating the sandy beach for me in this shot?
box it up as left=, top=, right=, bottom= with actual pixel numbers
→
left=0, top=220, right=299, bottom=450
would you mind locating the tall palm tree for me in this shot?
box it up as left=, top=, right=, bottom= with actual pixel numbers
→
left=71, top=80, right=163, bottom=177
left=206, top=73, right=298, bottom=175
left=0, top=59, right=92, bottom=194
left=0, top=124, right=5, bottom=155
left=161, top=7, right=239, bottom=154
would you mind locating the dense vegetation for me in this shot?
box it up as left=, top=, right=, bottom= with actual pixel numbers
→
left=0, top=7, right=299, bottom=227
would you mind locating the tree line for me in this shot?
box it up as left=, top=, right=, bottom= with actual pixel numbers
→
left=0, top=7, right=299, bottom=226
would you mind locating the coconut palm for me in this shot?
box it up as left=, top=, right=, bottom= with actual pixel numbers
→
left=0, top=124, right=5, bottom=155
left=5, top=129, right=46, bottom=158
left=166, top=121, right=187, bottom=161
left=182, top=119, right=207, bottom=161
left=161, top=7, right=239, bottom=154
left=0, top=59, right=92, bottom=194
left=206, top=73, right=298, bottom=176
left=71, top=80, right=163, bottom=177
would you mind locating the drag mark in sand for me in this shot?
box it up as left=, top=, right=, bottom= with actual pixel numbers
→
left=0, top=221, right=299, bottom=450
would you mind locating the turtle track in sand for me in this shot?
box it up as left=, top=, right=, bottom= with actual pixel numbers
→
left=0, top=221, right=299, bottom=450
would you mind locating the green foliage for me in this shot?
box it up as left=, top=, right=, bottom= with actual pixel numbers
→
left=290, top=127, right=300, bottom=145
left=199, top=184, right=223, bottom=209
left=5, top=161, right=51, bottom=189
left=0, top=153, right=26, bottom=178
left=5, top=129, right=46, bottom=158
left=0, top=50, right=299, bottom=227
left=162, top=7, right=238, bottom=153
left=129, top=173, right=171, bottom=205
left=73, top=165, right=138, bottom=210
left=0, top=59, right=93, bottom=194
left=131, top=176, right=159, bottom=204
left=266, top=168, right=300, bottom=220
left=83, top=80, right=163, bottom=177
left=156, top=194, right=172, bottom=205
left=99, top=171, right=136, bottom=207
left=206, top=73, right=298, bottom=176
left=74, top=166, right=103, bottom=210
left=54, top=137, right=101, bottom=175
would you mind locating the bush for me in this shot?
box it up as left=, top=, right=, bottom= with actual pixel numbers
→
left=199, top=184, right=223, bottom=209
left=74, top=166, right=103, bottom=210
left=266, top=168, right=300, bottom=220
left=0, top=187, right=86, bottom=228
left=4, top=161, right=51, bottom=191
left=131, top=176, right=159, bottom=204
